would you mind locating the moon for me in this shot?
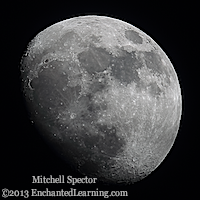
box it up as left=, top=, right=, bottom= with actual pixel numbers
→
left=20, top=15, right=182, bottom=185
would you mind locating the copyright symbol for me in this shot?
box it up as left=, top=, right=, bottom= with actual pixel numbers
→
left=2, top=188, right=9, bottom=198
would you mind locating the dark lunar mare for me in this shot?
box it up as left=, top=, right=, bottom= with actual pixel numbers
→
left=77, top=45, right=111, bottom=74
left=124, top=29, right=143, bottom=44
left=110, top=49, right=143, bottom=85
left=23, top=47, right=127, bottom=178
left=143, top=50, right=171, bottom=85
left=77, top=44, right=169, bottom=92
left=77, top=45, right=144, bottom=86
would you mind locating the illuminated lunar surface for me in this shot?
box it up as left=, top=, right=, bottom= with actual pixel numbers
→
left=20, top=15, right=182, bottom=185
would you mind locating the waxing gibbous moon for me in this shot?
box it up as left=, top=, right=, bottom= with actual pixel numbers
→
left=20, top=15, right=182, bottom=185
